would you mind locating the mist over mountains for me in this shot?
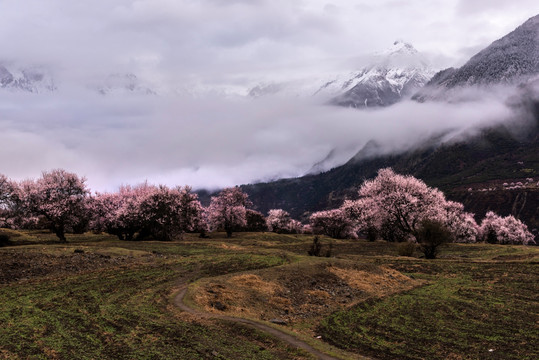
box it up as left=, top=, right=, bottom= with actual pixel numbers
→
left=1, top=8, right=538, bottom=232
left=1, top=39, right=436, bottom=105
left=0, top=64, right=56, bottom=93
left=3, top=13, right=537, bottom=106
left=239, top=14, right=539, bottom=234
left=248, top=40, right=436, bottom=108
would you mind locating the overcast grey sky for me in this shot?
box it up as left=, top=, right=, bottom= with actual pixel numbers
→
left=1, top=0, right=538, bottom=84
left=0, top=1, right=538, bottom=191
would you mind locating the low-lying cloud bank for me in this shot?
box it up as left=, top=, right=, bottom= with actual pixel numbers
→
left=0, top=86, right=528, bottom=192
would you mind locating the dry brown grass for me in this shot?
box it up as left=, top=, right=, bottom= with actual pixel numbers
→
left=193, top=274, right=285, bottom=318
left=215, top=243, right=246, bottom=251
left=327, top=265, right=417, bottom=297
left=191, top=259, right=421, bottom=331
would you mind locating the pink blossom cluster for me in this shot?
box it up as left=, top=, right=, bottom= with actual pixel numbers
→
left=208, top=187, right=252, bottom=237
left=480, top=211, right=535, bottom=245
left=90, top=183, right=205, bottom=241
left=309, top=209, right=357, bottom=239
left=266, top=209, right=303, bottom=234
left=0, top=168, right=535, bottom=245
left=1, top=170, right=262, bottom=240
left=501, top=178, right=538, bottom=190
left=9, top=169, right=90, bottom=241
left=344, top=168, right=461, bottom=241
left=1, top=169, right=206, bottom=241
left=313, top=168, right=533, bottom=244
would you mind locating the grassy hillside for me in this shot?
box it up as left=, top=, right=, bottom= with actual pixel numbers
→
left=0, top=231, right=310, bottom=360
left=1, top=231, right=537, bottom=359
left=320, top=257, right=538, bottom=360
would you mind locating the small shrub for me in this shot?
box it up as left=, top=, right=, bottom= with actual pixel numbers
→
left=325, top=242, right=333, bottom=258
left=244, top=209, right=267, bottom=232
left=0, top=234, right=11, bottom=247
left=397, top=241, right=416, bottom=257
left=308, top=236, right=334, bottom=258
left=416, top=220, right=452, bottom=259
left=308, top=236, right=322, bottom=257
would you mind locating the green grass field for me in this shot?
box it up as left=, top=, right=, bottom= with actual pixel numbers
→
left=320, top=260, right=538, bottom=359
left=0, top=231, right=537, bottom=359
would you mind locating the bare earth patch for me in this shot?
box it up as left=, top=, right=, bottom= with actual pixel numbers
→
left=327, top=265, right=415, bottom=297
left=0, top=247, right=156, bottom=284
left=192, top=260, right=421, bottom=327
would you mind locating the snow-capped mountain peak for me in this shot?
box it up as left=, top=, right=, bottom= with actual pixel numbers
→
left=327, top=41, right=436, bottom=108
left=382, top=40, right=418, bottom=55
left=247, top=41, right=436, bottom=108
left=372, top=41, right=430, bottom=70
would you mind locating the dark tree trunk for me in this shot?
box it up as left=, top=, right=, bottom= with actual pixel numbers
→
left=367, top=227, right=377, bottom=242
left=53, top=224, right=67, bottom=243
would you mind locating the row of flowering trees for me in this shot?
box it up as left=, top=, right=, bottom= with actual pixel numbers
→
left=90, top=183, right=205, bottom=242
left=307, top=168, right=535, bottom=245
left=0, top=168, right=535, bottom=245
left=0, top=169, right=268, bottom=242
left=0, top=169, right=317, bottom=242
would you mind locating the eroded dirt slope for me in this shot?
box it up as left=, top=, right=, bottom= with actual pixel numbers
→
left=192, top=260, right=420, bottom=326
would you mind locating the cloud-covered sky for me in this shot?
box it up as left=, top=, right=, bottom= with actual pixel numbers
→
left=2, top=0, right=538, bottom=83
left=0, top=1, right=537, bottom=191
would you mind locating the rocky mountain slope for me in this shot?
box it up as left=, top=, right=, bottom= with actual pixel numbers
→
left=415, top=14, right=539, bottom=101
left=1, top=40, right=434, bottom=104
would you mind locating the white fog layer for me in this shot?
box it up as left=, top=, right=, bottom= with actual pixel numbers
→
left=0, top=90, right=517, bottom=191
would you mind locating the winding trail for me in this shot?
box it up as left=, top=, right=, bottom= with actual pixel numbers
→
left=174, top=284, right=342, bottom=360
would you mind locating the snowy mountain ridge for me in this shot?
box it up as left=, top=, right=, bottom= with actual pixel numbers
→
left=0, top=62, right=158, bottom=96
left=0, top=64, right=56, bottom=93
left=91, top=73, right=156, bottom=96
left=248, top=41, right=436, bottom=108
left=329, top=41, right=435, bottom=107
left=0, top=40, right=436, bottom=104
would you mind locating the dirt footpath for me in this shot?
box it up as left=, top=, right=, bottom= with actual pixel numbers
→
left=174, top=284, right=347, bottom=360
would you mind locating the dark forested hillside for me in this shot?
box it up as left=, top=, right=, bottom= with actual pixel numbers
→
left=241, top=93, right=539, bottom=232
left=238, top=15, right=539, bottom=231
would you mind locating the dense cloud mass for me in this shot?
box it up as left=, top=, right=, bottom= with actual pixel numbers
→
left=0, top=1, right=538, bottom=191
left=1, top=0, right=538, bottom=82
left=0, top=88, right=518, bottom=191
